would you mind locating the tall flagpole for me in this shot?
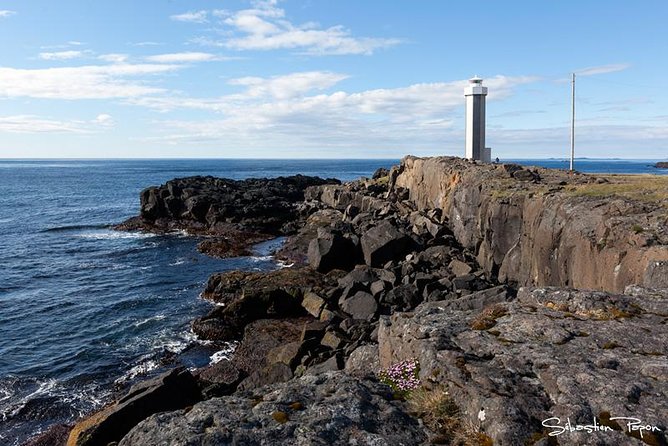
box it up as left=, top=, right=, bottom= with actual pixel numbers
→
left=570, top=73, right=576, bottom=171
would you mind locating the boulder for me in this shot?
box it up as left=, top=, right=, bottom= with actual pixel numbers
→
left=307, top=230, right=357, bottom=273
left=360, top=220, right=413, bottom=267
left=344, top=345, right=380, bottom=378
left=194, top=268, right=337, bottom=341
left=340, top=291, right=378, bottom=320
left=301, top=292, right=326, bottom=318
left=196, top=360, right=246, bottom=398
left=372, top=167, right=390, bottom=179
left=232, top=318, right=310, bottom=378
left=236, top=363, right=293, bottom=391
left=305, top=355, right=344, bottom=375
left=449, top=259, right=473, bottom=276
left=321, top=331, right=345, bottom=350
left=378, top=286, right=668, bottom=445
left=382, top=284, right=420, bottom=311
left=119, top=372, right=429, bottom=446
left=67, top=368, right=200, bottom=446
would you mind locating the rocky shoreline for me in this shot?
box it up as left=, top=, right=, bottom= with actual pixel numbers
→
left=28, top=157, right=667, bottom=446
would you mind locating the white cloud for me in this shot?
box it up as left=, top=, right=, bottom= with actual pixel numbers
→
left=191, top=2, right=401, bottom=55
left=228, top=71, right=349, bottom=99
left=94, top=113, right=115, bottom=126
left=0, top=114, right=115, bottom=134
left=38, top=50, right=90, bottom=61
left=0, top=10, right=16, bottom=18
left=0, top=64, right=181, bottom=100
left=98, top=53, right=129, bottom=63
left=132, top=41, right=162, bottom=47
left=134, top=74, right=538, bottom=151
left=575, top=63, right=630, bottom=77
left=145, top=52, right=222, bottom=63
left=170, top=10, right=208, bottom=23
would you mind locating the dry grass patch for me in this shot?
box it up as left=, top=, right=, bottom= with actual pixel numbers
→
left=566, top=175, right=668, bottom=207
left=407, top=386, right=493, bottom=445
left=470, top=304, right=508, bottom=330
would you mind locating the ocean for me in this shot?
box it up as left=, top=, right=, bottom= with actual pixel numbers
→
left=0, top=158, right=664, bottom=444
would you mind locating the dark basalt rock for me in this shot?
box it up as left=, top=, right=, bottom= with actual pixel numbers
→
left=119, top=372, right=429, bottom=446
left=360, top=220, right=413, bottom=267
left=196, top=359, right=246, bottom=399
left=340, top=291, right=377, bottom=320
left=372, top=167, right=390, bottom=179
left=194, top=268, right=341, bottom=342
left=138, top=175, right=339, bottom=230
left=307, top=228, right=359, bottom=273
left=68, top=368, right=200, bottom=446
left=116, top=175, right=340, bottom=257
left=655, top=162, right=668, bottom=169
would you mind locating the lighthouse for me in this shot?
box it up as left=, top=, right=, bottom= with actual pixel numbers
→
left=464, top=76, right=490, bottom=162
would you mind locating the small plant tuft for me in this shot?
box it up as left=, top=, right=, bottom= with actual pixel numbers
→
left=289, top=401, right=303, bottom=411
left=470, top=304, right=508, bottom=330
left=271, top=411, right=289, bottom=424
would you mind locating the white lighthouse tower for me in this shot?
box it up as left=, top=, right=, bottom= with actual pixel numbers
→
left=464, top=76, right=490, bottom=162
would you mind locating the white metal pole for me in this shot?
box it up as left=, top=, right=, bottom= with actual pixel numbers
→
left=570, top=73, right=576, bottom=171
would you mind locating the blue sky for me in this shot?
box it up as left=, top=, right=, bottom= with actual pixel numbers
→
left=0, top=0, right=666, bottom=159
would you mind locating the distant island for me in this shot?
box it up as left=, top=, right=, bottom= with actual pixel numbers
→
left=656, top=161, right=668, bottom=168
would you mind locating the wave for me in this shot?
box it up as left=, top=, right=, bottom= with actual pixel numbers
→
left=0, top=375, right=110, bottom=428
left=42, top=224, right=111, bottom=233
left=133, top=314, right=167, bottom=328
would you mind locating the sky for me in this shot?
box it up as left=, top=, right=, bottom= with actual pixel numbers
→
left=0, top=0, right=667, bottom=159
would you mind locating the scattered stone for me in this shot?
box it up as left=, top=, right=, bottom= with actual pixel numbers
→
left=319, top=308, right=336, bottom=323
left=449, top=259, right=472, bottom=276
left=340, top=291, right=378, bottom=320
left=301, top=292, right=326, bottom=318
left=305, top=355, right=343, bottom=375
left=360, top=220, right=413, bottom=267
left=307, top=229, right=358, bottom=273
left=320, top=331, right=345, bottom=350
left=196, top=360, right=246, bottom=398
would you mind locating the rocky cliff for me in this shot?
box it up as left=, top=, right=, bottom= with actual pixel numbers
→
left=392, top=156, right=668, bottom=292
left=52, top=159, right=668, bottom=446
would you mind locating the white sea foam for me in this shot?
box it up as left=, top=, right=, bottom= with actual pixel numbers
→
left=0, top=378, right=58, bottom=422
left=210, top=342, right=238, bottom=364
left=133, top=314, right=166, bottom=327
left=250, top=255, right=273, bottom=262
left=169, top=258, right=186, bottom=266
left=115, top=358, right=160, bottom=384
left=276, top=260, right=295, bottom=269
left=76, top=230, right=156, bottom=240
